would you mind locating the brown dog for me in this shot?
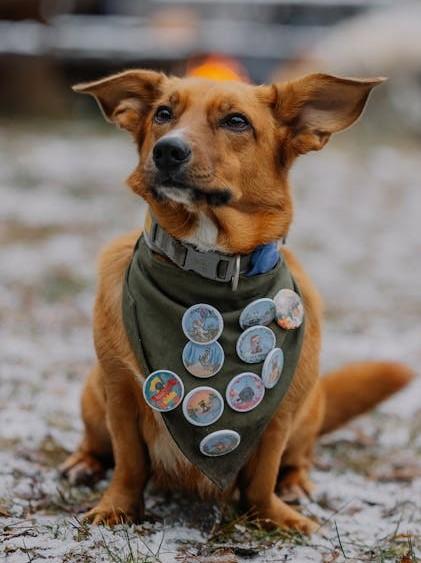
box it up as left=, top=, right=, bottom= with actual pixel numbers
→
left=60, top=70, right=413, bottom=533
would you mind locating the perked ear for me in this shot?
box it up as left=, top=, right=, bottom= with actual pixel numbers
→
left=73, top=70, right=165, bottom=133
left=273, top=73, right=386, bottom=153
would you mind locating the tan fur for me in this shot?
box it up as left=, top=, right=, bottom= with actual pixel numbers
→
left=61, top=71, right=413, bottom=532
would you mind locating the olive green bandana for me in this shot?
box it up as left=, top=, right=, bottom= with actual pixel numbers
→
left=122, top=235, right=304, bottom=490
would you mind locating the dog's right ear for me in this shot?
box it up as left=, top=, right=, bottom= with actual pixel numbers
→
left=73, top=70, right=165, bottom=133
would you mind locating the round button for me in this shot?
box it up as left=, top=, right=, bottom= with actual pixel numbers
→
left=226, top=372, right=265, bottom=412
left=182, top=303, right=223, bottom=344
left=239, top=298, right=276, bottom=330
left=236, top=325, right=276, bottom=364
left=200, top=429, right=241, bottom=457
left=274, top=289, right=304, bottom=330
left=182, top=341, right=224, bottom=378
left=182, top=386, right=224, bottom=427
left=262, top=347, right=284, bottom=389
left=143, top=370, right=184, bottom=412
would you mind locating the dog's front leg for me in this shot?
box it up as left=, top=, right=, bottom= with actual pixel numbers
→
left=240, top=415, right=317, bottom=534
left=83, top=375, right=149, bottom=525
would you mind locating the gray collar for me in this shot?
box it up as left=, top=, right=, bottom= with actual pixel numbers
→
left=143, top=215, right=253, bottom=289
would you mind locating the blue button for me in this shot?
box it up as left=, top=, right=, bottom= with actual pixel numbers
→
left=262, top=348, right=284, bottom=389
left=182, top=341, right=224, bottom=378
left=236, top=325, right=276, bottom=364
left=239, top=298, right=276, bottom=329
left=182, top=303, right=223, bottom=344
left=200, top=429, right=241, bottom=457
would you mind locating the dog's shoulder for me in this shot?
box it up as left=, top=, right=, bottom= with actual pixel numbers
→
left=97, top=230, right=141, bottom=288
left=94, top=229, right=142, bottom=326
left=93, top=230, right=142, bottom=372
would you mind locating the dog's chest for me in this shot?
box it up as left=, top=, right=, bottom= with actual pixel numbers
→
left=123, top=235, right=304, bottom=490
left=147, top=415, right=182, bottom=473
left=182, top=212, right=220, bottom=252
left=145, top=413, right=220, bottom=497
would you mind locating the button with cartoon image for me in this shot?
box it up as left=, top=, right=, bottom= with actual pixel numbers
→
left=274, top=289, right=304, bottom=330
left=182, top=386, right=224, bottom=426
left=262, top=347, right=284, bottom=389
left=236, top=325, right=276, bottom=364
left=226, top=372, right=265, bottom=412
left=182, top=304, right=223, bottom=345
left=200, top=429, right=241, bottom=457
left=143, top=370, right=184, bottom=412
left=239, top=298, right=276, bottom=329
left=182, top=341, right=224, bottom=378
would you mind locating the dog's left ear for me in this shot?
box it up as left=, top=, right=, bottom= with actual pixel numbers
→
left=270, top=73, right=386, bottom=153
left=73, top=70, right=165, bottom=133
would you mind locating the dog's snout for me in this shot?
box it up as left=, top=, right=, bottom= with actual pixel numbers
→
left=153, top=136, right=192, bottom=173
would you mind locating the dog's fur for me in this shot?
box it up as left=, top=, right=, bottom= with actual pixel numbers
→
left=61, top=70, right=413, bottom=533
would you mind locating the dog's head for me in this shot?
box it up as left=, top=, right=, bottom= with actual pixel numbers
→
left=74, top=71, right=384, bottom=253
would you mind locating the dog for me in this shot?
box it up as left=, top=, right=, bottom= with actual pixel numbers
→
left=60, top=70, right=413, bottom=533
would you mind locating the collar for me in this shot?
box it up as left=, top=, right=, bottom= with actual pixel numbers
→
left=143, top=212, right=281, bottom=290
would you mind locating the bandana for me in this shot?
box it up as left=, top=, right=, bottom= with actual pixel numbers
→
left=122, top=235, right=304, bottom=490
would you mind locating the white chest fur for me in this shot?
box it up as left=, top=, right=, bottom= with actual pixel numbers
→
left=183, top=212, right=220, bottom=252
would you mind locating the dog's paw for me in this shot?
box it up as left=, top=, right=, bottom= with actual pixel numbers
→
left=59, top=451, right=104, bottom=486
left=277, top=467, right=315, bottom=502
left=256, top=495, right=318, bottom=535
left=281, top=512, right=318, bottom=535
left=82, top=502, right=138, bottom=526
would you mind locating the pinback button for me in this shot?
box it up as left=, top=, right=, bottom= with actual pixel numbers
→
left=143, top=370, right=184, bottom=413
left=182, top=303, right=223, bottom=345
left=200, top=429, right=241, bottom=457
left=239, top=298, right=276, bottom=330
left=182, top=386, right=224, bottom=427
left=182, top=341, right=224, bottom=378
left=236, top=325, right=276, bottom=364
left=274, top=288, right=304, bottom=330
left=262, top=347, right=284, bottom=389
left=226, top=372, right=265, bottom=413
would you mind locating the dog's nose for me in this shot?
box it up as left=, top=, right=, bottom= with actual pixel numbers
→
left=153, top=137, right=192, bottom=172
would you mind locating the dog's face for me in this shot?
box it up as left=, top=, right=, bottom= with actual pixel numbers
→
left=74, top=71, right=383, bottom=252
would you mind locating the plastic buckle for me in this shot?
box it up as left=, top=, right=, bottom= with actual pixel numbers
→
left=184, top=247, right=222, bottom=280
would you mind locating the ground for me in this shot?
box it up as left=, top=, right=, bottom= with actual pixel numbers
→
left=0, top=122, right=420, bottom=562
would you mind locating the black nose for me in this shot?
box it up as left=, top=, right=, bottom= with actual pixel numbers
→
left=153, top=136, right=192, bottom=172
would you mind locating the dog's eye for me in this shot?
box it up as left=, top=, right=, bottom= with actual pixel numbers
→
left=221, top=113, right=250, bottom=132
left=154, top=106, right=173, bottom=124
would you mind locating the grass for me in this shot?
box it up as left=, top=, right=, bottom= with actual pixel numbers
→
left=97, top=526, right=165, bottom=563
left=175, top=506, right=310, bottom=561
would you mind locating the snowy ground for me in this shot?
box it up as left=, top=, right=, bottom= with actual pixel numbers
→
left=0, top=122, right=420, bottom=562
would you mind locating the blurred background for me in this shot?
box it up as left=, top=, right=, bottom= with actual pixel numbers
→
left=0, top=0, right=421, bottom=130
left=1, top=0, right=421, bottom=130
left=1, top=2, right=420, bottom=561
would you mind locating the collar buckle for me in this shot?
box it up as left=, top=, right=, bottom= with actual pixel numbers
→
left=184, top=247, right=231, bottom=282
